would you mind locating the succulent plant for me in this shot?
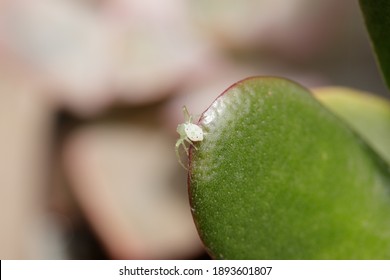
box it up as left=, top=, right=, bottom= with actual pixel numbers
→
left=185, top=0, right=390, bottom=259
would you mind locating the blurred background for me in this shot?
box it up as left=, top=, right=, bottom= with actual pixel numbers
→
left=0, top=0, right=388, bottom=259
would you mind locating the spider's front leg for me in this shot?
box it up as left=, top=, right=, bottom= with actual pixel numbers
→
left=175, top=139, right=189, bottom=169
left=182, top=106, right=192, bottom=123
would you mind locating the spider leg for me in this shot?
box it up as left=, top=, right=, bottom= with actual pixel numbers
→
left=183, top=106, right=191, bottom=123
left=183, top=142, right=189, bottom=154
left=185, top=138, right=197, bottom=150
left=175, top=139, right=188, bottom=170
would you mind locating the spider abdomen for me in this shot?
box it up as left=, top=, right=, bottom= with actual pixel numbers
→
left=184, top=123, right=204, bottom=141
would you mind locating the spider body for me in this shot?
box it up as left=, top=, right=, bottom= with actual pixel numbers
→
left=175, top=106, right=204, bottom=169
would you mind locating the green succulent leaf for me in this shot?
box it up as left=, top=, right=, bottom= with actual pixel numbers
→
left=189, top=77, right=390, bottom=259
left=359, top=0, right=390, bottom=90
left=314, top=87, right=390, bottom=164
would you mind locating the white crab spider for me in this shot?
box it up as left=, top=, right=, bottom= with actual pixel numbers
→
left=175, top=106, right=204, bottom=169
